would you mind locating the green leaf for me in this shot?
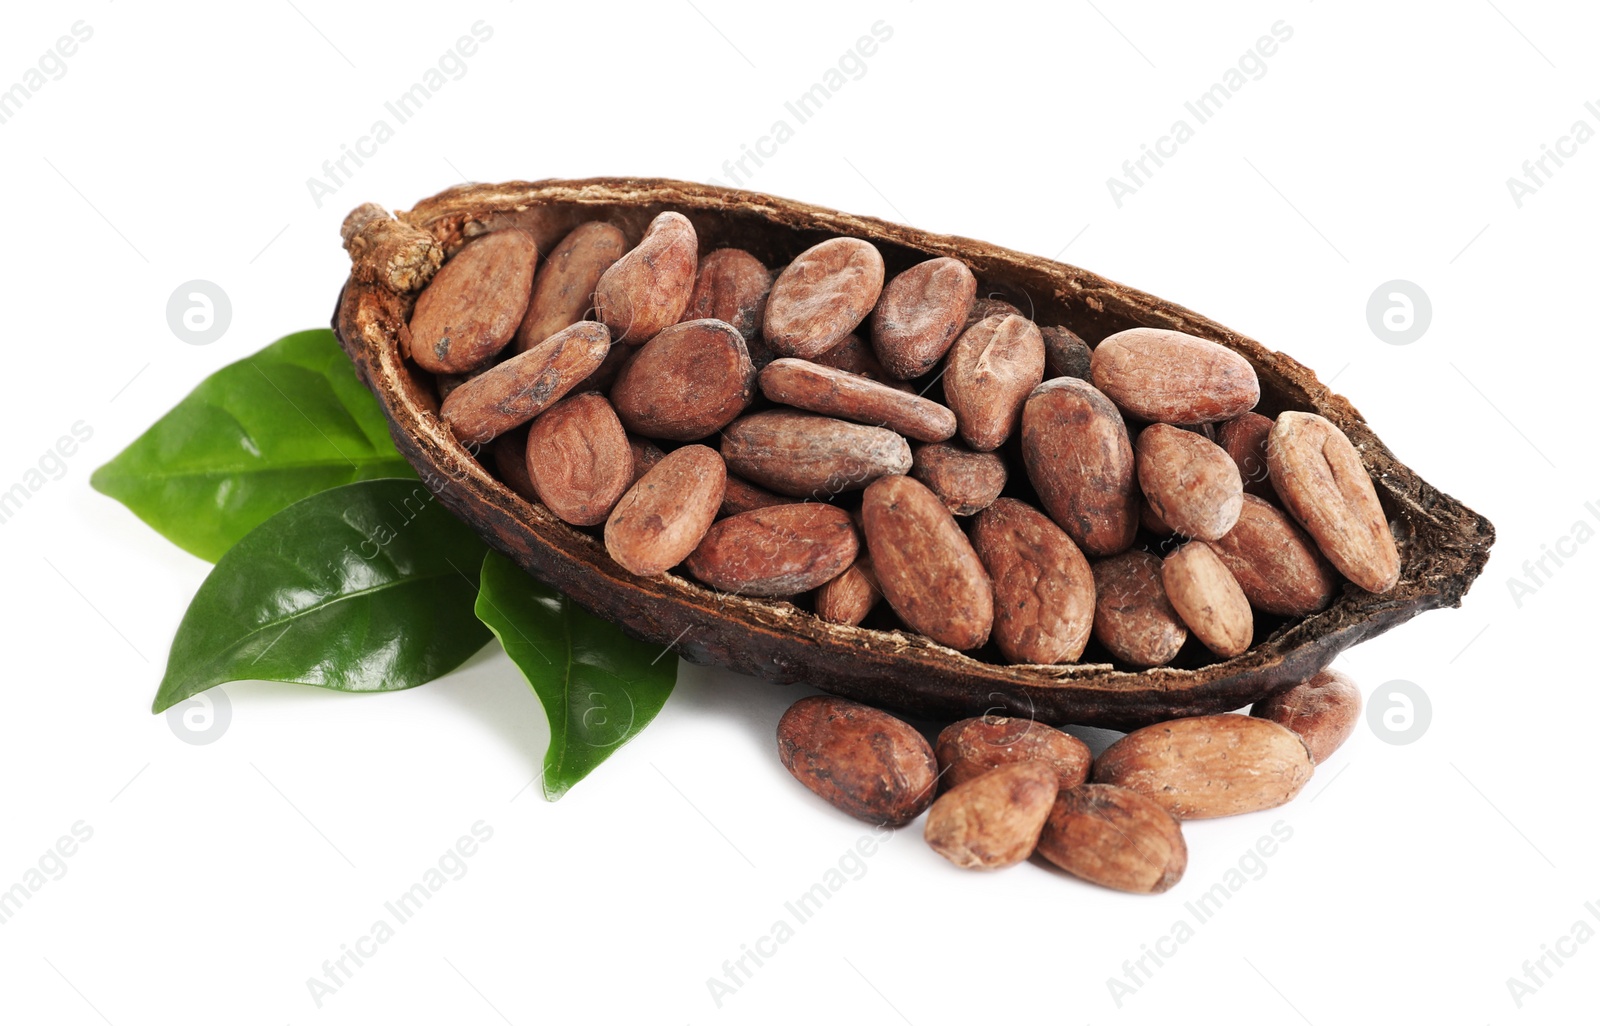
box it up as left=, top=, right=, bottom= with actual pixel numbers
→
left=153, top=479, right=490, bottom=713
left=92, top=328, right=415, bottom=562
left=475, top=550, right=678, bottom=800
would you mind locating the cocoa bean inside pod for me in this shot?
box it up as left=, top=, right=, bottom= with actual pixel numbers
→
left=439, top=321, right=610, bottom=445
left=1218, top=411, right=1277, bottom=500
left=757, top=358, right=956, bottom=443
left=763, top=237, right=885, bottom=359
left=1135, top=423, right=1244, bottom=542
left=603, top=444, right=726, bottom=577
left=1090, top=327, right=1260, bottom=424
left=1161, top=541, right=1253, bottom=659
left=515, top=221, right=626, bottom=353
left=970, top=498, right=1095, bottom=665
left=609, top=318, right=755, bottom=441
left=1041, top=325, right=1092, bottom=381
left=943, top=313, right=1046, bottom=452
left=684, top=503, right=859, bottom=597
left=1021, top=377, right=1139, bottom=557
left=869, top=255, right=978, bottom=379
left=777, top=695, right=937, bottom=826
left=720, top=409, right=912, bottom=500
left=909, top=442, right=1007, bottom=517
left=1205, top=493, right=1340, bottom=617
left=524, top=392, right=633, bottom=528
left=408, top=229, right=538, bottom=374
left=813, top=556, right=881, bottom=627
left=861, top=474, right=993, bottom=651
left=594, top=211, right=698, bottom=344
left=680, top=247, right=772, bottom=341
left=1091, top=550, right=1187, bottom=668
left=336, top=179, right=1493, bottom=730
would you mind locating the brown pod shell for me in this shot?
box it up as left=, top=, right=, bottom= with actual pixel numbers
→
left=610, top=318, right=755, bottom=440
left=935, top=716, right=1091, bottom=792
left=1136, top=423, right=1244, bottom=542
left=777, top=695, right=937, bottom=826
left=440, top=321, right=609, bottom=445
left=680, top=247, right=772, bottom=341
left=409, top=230, right=538, bottom=373
left=910, top=443, right=1007, bottom=516
left=943, top=314, right=1046, bottom=452
left=971, top=499, right=1095, bottom=665
left=515, top=221, right=625, bottom=352
left=720, top=410, right=911, bottom=500
left=924, top=761, right=1058, bottom=870
left=1093, top=714, right=1315, bottom=819
left=335, top=178, right=1493, bottom=732
left=1251, top=667, right=1361, bottom=764
left=1091, top=327, right=1260, bottom=423
left=603, top=444, right=726, bottom=577
left=758, top=358, right=956, bottom=442
left=1206, top=494, right=1340, bottom=616
left=862, top=475, right=993, bottom=650
left=593, top=211, right=698, bottom=344
left=1092, top=550, right=1187, bottom=667
left=869, top=256, right=978, bottom=379
left=762, top=237, right=885, bottom=358
left=720, top=475, right=789, bottom=517
left=1161, top=542, right=1253, bottom=658
left=684, top=503, right=859, bottom=597
left=1267, top=412, right=1401, bottom=594
left=813, top=556, right=881, bottom=626
left=1218, top=411, right=1277, bottom=500
left=1021, top=378, right=1138, bottom=557
left=525, top=393, right=633, bottom=527
left=1041, top=325, right=1092, bottom=380
left=1036, top=784, right=1187, bottom=894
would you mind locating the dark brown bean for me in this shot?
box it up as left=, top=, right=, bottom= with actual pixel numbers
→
left=909, top=442, right=1007, bottom=516
left=1041, top=325, right=1092, bottom=380
left=1021, top=378, right=1139, bottom=557
left=777, top=695, right=937, bottom=826
left=935, top=716, right=1092, bottom=792
left=610, top=319, right=755, bottom=440
left=1091, top=550, right=1187, bottom=667
left=720, top=410, right=912, bottom=499
left=1218, top=411, right=1277, bottom=500
left=869, top=256, right=977, bottom=379
left=680, top=248, right=771, bottom=341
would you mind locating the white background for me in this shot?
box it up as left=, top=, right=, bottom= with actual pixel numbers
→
left=2, top=1, right=1595, bottom=1023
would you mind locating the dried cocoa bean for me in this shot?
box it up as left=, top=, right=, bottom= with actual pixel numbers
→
left=1267, top=412, right=1400, bottom=594
left=1091, top=550, right=1187, bottom=667
left=935, top=716, right=1091, bottom=792
left=1036, top=784, right=1187, bottom=894
left=603, top=444, right=726, bottom=577
left=970, top=498, right=1095, bottom=664
left=1161, top=541, right=1253, bottom=658
left=924, top=761, right=1057, bottom=870
left=1093, top=714, right=1314, bottom=819
left=757, top=358, right=956, bottom=442
left=609, top=318, right=755, bottom=440
left=720, top=410, right=911, bottom=499
left=861, top=474, right=993, bottom=650
left=1135, top=423, right=1244, bottom=541
left=440, top=321, right=609, bottom=445
left=627, top=435, right=666, bottom=485
left=1041, top=325, right=1092, bottom=380
left=525, top=392, right=633, bottom=527
left=869, top=256, right=977, bottom=379
left=1090, top=327, right=1260, bottom=424
left=409, top=230, right=538, bottom=373
left=944, top=314, right=1046, bottom=452
left=777, top=695, right=937, bottom=826
left=1217, top=411, right=1276, bottom=500
left=720, top=475, right=788, bottom=517
left=1251, top=667, right=1361, bottom=764
left=1205, top=493, right=1339, bottom=616
left=680, top=247, right=772, bottom=341
left=684, top=503, right=858, bottom=597
left=762, top=237, right=884, bottom=358
left=593, top=212, right=698, bottom=344
left=515, top=221, right=625, bottom=352
left=1021, top=378, right=1138, bottom=557
left=813, top=556, right=880, bottom=626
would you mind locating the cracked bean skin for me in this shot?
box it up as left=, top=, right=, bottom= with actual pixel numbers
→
left=440, top=321, right=609, bottom=445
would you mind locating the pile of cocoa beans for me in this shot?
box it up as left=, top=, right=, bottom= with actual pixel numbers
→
left=778, top=669, right=1359, bottom=891
left=398, top=209, right=1401, bottom=669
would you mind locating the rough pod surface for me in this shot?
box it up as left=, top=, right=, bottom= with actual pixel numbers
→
left=334, top=177, right=1493, bottom=730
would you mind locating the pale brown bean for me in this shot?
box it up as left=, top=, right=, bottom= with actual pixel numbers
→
left=593, top=212, right=698, bottom=344
left=525, top=392, right=633, bottom=527
left=1161, top=541, right=1253, bottom=658
left=944, top=314, right=1046, bottom=452
left=515, top=221, right=625, bottom=352
left=971, top=499, right=1095, bottom=664
left=869, top=256, right=977, bottom=379
left=861, top=474, right=993, bottom=650
left=409, top=230, right=538, bottom=373
left=603, top=445, right=726, bottom=577
left=762, top=237, right=885, bottom=358
left=758, top=358, right=956, bottom=442
left=440, top=321, right=609, bottom=445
